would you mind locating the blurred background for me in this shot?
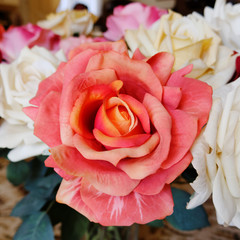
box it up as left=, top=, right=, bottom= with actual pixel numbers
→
left=1, top=0, right=239, bottom=29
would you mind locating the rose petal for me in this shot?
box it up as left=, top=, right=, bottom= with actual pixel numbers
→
left=30, top=62, right=66, bottom=106
left=34, top=91, right=62, bottom=147
left=69, top=40, right=128, bottom=60
left=162, top=86, right=182, bottom=109
left=73, top=132, right=159, bottom=167
left=58, top=178, right=173, bottom=226
left=118, top=93, right=171, bottom=179
left=132, top=48, right=146, bottom=60
left=93, top=128, right=150, bottom=148
left=56, top=178, right=97, bottom=223
left=70, top=83, right=118, bottom=140
left=45, top=155, right=73, bottom=180
left=167, top=64, right=213, bottom=133
left=161, top=109, right=198, bottom=169
left=60, top=69, right=118, bottom=146
left=134, top=152, right=192, bottom=195
left=86, top=51, right=163, bottom=102
left=7, top=142, right=48, bottom=162
left=119, top=94, right=150, bottom=133
left=147, top=52, right=174, bottom=85
left=50, top=145, right=140, bottom=196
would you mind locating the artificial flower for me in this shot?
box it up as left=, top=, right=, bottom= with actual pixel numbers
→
left=37, top=9, right=98, bottom=38
left=0, top=23, right=60, bottom=63
left=24, top=41, right=212, bottom=226
left=125, top=10, right=237, bottom=89
left=0, top=46, right=66, bottom=162
left=60, top=35, right=106, bottom=57
left=104, top=2, right=167, bottom=41
left=204, top=0, right=240, bottom=52
left=187, top=77, right=240, bottom=228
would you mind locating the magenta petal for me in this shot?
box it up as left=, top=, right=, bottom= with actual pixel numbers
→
left=50, top=145, right=140, bottom=196
left=34, top=91, right=62, bottom=147
left=80, top=180, right=173, bottom=226
left=134, top=152, right=192, bottom=195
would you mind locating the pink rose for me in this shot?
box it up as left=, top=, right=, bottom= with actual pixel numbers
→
left=24, top=41, right=212, bottom=226
left=0, top=23, right=60, bottom=62
left=104, top=2, right=168, bottom=41
left=60, top=35, right=107, bottom=57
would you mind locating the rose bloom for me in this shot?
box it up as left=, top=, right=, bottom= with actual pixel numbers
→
left=37, top=9, right=98, bottom=38
left=60, top=35, right=107, bottom=57
left=0, top=23, right=60, bottom=63
left=187, top=77, right=240, bottom=228
left=204, top=0, right=240, bottom=52
left=0, top=46, right=66, bottom=161
left=24, top=41, right=212, bottom=226
left=125, top=10, right=237, bottom=90
left=103, top=2, right=167, bottom=41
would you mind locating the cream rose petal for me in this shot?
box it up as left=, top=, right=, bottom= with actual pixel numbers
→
left=0, top=46, right=66, bottom=161
left=7, top=142, right=48, bottom=162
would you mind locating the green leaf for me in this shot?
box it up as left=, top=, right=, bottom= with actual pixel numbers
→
left=11, top=192, right=47, bottom=218
left=33, top=173, right=62, bottom=198
left=62, top=209, right=89, bottom=240
left=7, top=161, right=30, bottom=186
left=13, top=211, right=54, bottom=240
left=147, top=219, right=164, bottom=228
left=0, top=148, right=10, bottom=158
left=166, top=188, right=209, bottom=231
left=24, top=158, right=48, bottom=191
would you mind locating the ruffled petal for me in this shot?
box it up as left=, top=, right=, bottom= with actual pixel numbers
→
left=93, top=128, right=150, bottom=148
left=73, top=132, right=159, bottom=167
left=86, top=51, right=163, bottom=102
left=162, top=86, right=182, bottom=109
left=34, top=91, right=62, bottom=147
left=147, top=52, right=174, bottom=85
left=134, top=152, right=192, bottom=195
left=50, top=145, right=140, bottom=196
left=69, top=40, right=128, bottom=59
left=79, top=179, right=173, bottom=226
left=59, top=69, right=118, bottom=146
left=118, top=94, right=171, bottom=179
left=167, top=65, right=212, bottom=133
left=161, top=109, right=198, bottom=169
left=56, top=178, right=97, bottom=222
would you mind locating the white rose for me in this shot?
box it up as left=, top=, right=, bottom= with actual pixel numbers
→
left=187, top=78, right=240, bottom=228
left=204, top=0, right=240, bottom=52
left=37, top=10, right=98, bottom=38
left=0, top=46, right=66, bottom=161
left=125, top=10, right=237, bottom=89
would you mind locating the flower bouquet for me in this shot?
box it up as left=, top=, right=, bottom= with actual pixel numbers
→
left=1, top=1, right=240, bottom=239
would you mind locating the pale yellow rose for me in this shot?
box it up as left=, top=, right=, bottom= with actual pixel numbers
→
left=37, top=9, right=98, bottom=38
left=125, top=10, right=237, bottom=89
left=0, top=46, right=66, bottom=161
left=187, top=78, right=240, bottom=228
